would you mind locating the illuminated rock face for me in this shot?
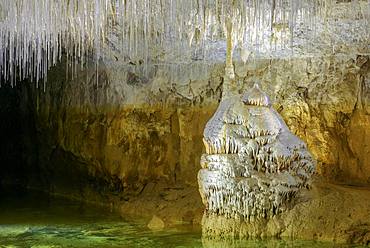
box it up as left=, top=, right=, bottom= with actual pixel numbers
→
left=198, top=83, right=315, bottom=221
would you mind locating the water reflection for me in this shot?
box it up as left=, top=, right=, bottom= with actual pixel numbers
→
left=201, top=237, right=364, bottom=248
left=0, top=190, right=364, bottom=248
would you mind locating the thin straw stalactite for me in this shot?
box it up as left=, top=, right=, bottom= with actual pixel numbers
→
left=0, top=0, right=368, bottom=86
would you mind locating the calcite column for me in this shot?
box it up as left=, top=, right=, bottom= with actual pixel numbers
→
left=198, top=83, right=316, bottom=238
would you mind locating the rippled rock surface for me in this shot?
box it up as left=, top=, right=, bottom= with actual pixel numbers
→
left=198, top=84, right=316, bottom=222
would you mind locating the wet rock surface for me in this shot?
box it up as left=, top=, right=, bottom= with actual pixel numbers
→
left=202, top=181, right=370, bottom=245
left=147, top=215, right=165, bottom=231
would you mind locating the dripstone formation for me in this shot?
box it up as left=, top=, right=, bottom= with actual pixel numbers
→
left=198, top=83, right=315, bottom=222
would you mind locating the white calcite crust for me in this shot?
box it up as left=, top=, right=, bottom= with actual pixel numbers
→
left=198, top=83, right=315, bottom=221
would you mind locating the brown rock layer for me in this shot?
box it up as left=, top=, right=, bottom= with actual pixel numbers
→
left=26, top=55, right=369, bottom=189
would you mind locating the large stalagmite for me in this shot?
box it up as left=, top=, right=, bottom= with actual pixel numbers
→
left=198, top=83, right=316, bottom=230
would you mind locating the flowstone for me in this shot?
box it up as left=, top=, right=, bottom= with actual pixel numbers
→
left=198, top=83, right=315, bottom=225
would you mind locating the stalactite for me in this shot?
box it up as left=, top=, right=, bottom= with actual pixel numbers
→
left=0, top=0, right=368, bottom=85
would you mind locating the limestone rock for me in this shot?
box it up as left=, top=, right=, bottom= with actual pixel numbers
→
left=8, top=55, right=368, bottom=241
left=198, top=83, right=315, bottom=222
left=202, top=182, right=370, bottom=244
left=147, top=215, right=165, bottom=231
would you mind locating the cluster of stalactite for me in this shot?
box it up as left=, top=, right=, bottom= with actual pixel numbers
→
left=198, top=84, right=315, bottom=221
left=1, top=0, right=368, bottom=85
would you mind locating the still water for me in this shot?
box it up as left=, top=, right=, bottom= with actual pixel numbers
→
left=0, top=190, right=364, bottom=248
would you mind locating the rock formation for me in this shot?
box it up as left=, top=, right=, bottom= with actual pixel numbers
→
left=5, top=55, right=368, bottom=242
left=198, top=83, right=316, bottom=222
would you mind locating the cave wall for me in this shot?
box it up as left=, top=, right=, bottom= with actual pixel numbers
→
left=0, top=83, right=38, bottom=189
left=16, top=54, right=370, bottom=202
left=16, top=59, right=219, bottom=203
left=0, top=84, right=23, bottom=188
left=236, top=55, right=370, bottom=184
